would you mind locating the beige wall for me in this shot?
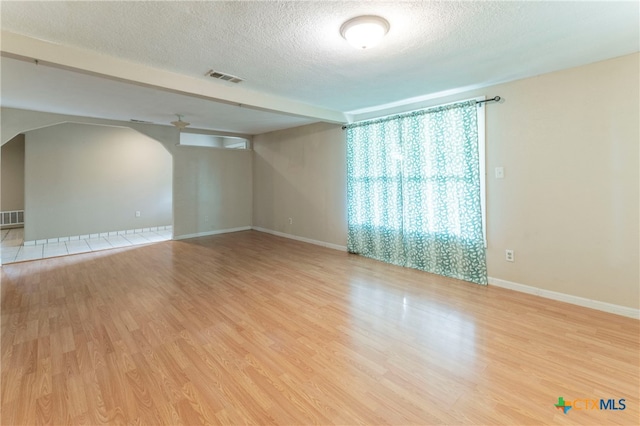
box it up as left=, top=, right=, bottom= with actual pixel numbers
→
left=173, top=146, right=252, bottom=237
left=1, top=133, right=25, bottom=212
left=253, top=122, right=347, bottom=246
left=2, top=108, right=254, bottom=242
left=24, top=123, right=173, bottom=240
left=253, top=53, right=639, bottom=309
left=481, top=53, right=638, bottom=310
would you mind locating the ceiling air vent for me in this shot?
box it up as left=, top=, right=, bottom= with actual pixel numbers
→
left=129, top=119, right=154, bottom=124
left=205, top=69, right=243, bottom=84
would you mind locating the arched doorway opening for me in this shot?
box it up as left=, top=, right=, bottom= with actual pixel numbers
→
left=1, top=122, right=173, bottom=264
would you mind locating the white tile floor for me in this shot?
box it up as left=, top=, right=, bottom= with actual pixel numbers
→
left=0, top=227, right=172, bottom=264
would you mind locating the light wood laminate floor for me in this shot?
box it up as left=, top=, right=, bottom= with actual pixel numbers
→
left=1, top=231, right=638, bottom=425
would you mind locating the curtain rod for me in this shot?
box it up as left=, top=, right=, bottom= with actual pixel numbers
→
left=477, top=96, right=501, bottom=104
left=342, top=96, right=501, bottom=129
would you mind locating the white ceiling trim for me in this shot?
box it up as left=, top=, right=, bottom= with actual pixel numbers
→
left=1, top=31, right=348, bottom=125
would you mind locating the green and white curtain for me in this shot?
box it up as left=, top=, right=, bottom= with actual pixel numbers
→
left=346, top=100, right=488, bottom=285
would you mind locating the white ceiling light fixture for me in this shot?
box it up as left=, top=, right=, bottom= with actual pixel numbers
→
left=340, top=15, right=390, bottom=49
left=171, top=114, right=190, bottom=130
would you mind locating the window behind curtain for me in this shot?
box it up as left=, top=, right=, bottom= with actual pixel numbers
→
left=346, top=100, right=488, bottom=285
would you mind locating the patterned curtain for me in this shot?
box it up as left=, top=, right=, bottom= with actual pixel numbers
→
left=346, top=100, right=488, bottom=285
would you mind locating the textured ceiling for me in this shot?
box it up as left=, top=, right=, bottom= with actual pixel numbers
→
left=1, top=1, right=638, bottom=134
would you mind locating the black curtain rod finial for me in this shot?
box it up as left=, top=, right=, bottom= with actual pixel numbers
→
left=477, top=96, right=501, bottom=105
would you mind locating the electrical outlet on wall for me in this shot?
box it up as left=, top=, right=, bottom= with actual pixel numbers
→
left=135, top=211, right=141, bottom=217
left=288, top=217, right=293, bottom=225
left=505, top=249, right=514, bottom=262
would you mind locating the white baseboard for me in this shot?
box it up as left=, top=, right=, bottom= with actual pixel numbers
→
left=252, top=227, right=347, bottom=252
left=489, top=277, right=639, bottom=319
left=173, top=226, right=252, bottom=241
left=203, top=227, right=637, bottom=320
left=24, top=225, right=173, bottom=246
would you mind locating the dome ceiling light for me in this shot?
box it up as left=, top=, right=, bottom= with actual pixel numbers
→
left=340, top=15, right=390, bottom=49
